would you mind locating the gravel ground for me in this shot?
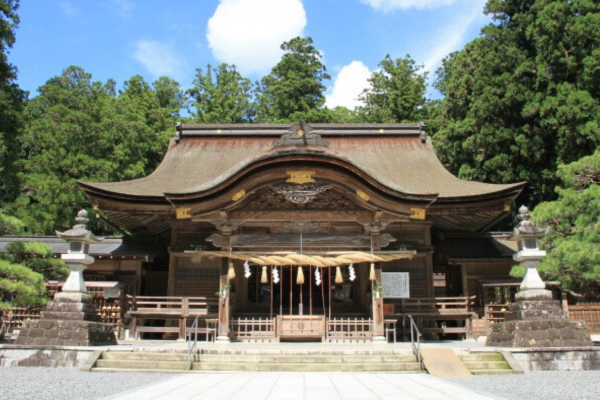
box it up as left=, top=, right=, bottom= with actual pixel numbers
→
left=2, top=367, right=600, bottom=399
left=0, top=367, right=175, bottom=400
left=448, top=371, right=600, bottom=400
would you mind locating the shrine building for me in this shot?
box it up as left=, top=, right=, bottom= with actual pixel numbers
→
left=77, top=123, right=525, bottom=342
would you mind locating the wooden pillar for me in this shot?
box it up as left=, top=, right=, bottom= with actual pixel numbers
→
left=167, top=254, right=177, bottom=296
left=217, top=233, right=231, bottom=342
left=371, top=233, right=385, bottom=341
left=424, top=254, right=434, bottom=298
left=423, top=224, right=434, bottom=298
left=167, top=220, right=179, bottom=296
left=461, top=264, right=469, bottom=297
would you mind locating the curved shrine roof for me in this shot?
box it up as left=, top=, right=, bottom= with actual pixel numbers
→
left=79, top=123, right=524, bottom=201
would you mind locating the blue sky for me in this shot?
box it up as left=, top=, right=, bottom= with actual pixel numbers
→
left=10, top=0, right=491, bottom=109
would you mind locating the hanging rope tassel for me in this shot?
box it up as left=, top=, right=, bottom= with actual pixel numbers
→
left=261, top=265, right=268, bottom=283
left=335, top=266, right=344, bottom=284
left=227, top=260, right=236, bottom=280
left=369, top=262, right=376, bottom=281
left=297, top=266, right=305, bottom=285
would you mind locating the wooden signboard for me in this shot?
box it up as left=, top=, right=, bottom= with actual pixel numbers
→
left=382, top=272, right=410, bottom=298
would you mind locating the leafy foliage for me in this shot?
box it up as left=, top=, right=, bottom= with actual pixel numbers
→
left=3, top=241, right=69, bottom=281
left=188, top=64, right=255, bottom=123
left=0, top=259, right=46, bottom=310
left=0, top=208, right=22, bottom=235
left=358, top=54, right=427, bottom=123
left=0, top=0, right=26, bottom=206
left=530, top=150, right=600, bottom=299
left=433, top=0, right=600, bottom=206
left=256, top=37, right=331, bottom=123
left=14, top=67, right=183, bottom=233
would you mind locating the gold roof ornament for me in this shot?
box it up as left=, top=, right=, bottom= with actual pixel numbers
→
left=356, top=190, right=370, bottom=201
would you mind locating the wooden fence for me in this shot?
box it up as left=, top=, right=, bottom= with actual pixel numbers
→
left=568, top=304, right=600, bottom=333
left=326, top=318, right=373, bottom=341
left=230, top=317, right=276, bottom=340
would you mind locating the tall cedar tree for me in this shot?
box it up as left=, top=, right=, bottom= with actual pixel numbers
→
left=358, top=54, right=427, bottom=123
left=15, top=67, right=182, bottom=233
left=257, top=37, right=331, bottom=123
left=433, top=0, right=600, bottom=207
left=0, top=0, right=25, bottom=206
left=188, top=63, right=255, bottom=123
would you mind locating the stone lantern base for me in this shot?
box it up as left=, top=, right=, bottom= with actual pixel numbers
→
left=15, top=293, right=116, bottom=346
left=486, top=300, right=593, bottom=348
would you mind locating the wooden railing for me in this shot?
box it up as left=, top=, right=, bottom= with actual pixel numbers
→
left=230, top=317, right=276, bottom=340
left=326, top=318, right=373, bottom=341
left=386, top=297, right=476, bottom=339
left=125, top=295, right=218, bottom=340
left=568, top=304, right=600, bottom=333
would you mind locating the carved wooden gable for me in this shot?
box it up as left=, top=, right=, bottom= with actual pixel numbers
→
left=242, top=186, right=361, bottom=211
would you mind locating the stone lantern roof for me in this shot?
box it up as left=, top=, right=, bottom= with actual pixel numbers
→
left=509, top=205, right=549, bottom=239
left=55, top=209, right=103, bottom=244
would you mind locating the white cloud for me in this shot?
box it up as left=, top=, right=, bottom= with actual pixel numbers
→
left=360, top=0, right=457, bottom=11
left=107, top=0, right=134, bottom=19
left=59, top=2, right=77, bottom=17
left=326, top=61, right=372, bottom=110
left=133, top=40, right=187, bottom=80
left=422, top=1, right=487, bottom=74
left=207, top=0, right=307, bottom=75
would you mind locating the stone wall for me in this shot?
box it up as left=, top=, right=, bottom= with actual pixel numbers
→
left=511, top=348, right=600, bottom=371
left=0, top=345, right=96, bottom=368
left=15, top=319, right=116, bottom=346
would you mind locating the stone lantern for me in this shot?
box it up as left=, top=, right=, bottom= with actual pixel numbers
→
left=486, top=205, right=592, bottom=348
left=56, top=209, right=102, bottom=297
left=15, top=209, right=116, bottom=346
left=509, top=205, right=551, bottom=300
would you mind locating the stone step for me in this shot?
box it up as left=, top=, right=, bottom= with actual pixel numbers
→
left=91, top=367, right=190, bottom=374
left=459, top=353, right=505, bottom=362
left=101, top=351, right=188, bottom=362
left=94, top=350, right=422, bottom=373
left=457, top=352, right=514, bottom=375
left=461, top=361, right=511, bottom=370
left=101, top=351, right=416, bottom=363
left=194, top=354, right=417, bottom=363
left=95, top=359, right=189, bottom=370
left=199, top=349, right=413, bottom=356
left=191, top=362, right=421, bottom=372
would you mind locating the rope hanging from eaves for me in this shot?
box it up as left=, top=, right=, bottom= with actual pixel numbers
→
left=192, top=250, right=415, bottom=267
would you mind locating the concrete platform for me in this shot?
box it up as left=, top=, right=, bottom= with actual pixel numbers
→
left=104, top=372, right=498, bottom=400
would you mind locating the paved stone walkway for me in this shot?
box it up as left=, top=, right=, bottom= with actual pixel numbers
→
left=106, top=372, right=500, bottom=399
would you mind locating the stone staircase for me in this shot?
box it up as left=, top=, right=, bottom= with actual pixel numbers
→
left=457, top=352, right=517, bottom=375
left=90, top=349, right=422, bottom=373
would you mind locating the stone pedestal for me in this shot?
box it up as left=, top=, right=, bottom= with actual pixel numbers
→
left=16, top=293, right=117, bottom=346
left=487, top=300, right=592, bottom=348
left=15, top=209, right=116, bottom=346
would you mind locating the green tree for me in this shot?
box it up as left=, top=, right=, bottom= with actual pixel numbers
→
left=188, top=63, right=255, bottom=123
left=358, top=54, right=427, bottom=123
left=15, top=67, right=180, bottom=233
left=327, top=106, right=360, bottom=123
left=257, top=37, right=331, bottom=123
left=433, top=0, right=600, bottom=206
left=2, top=242, right=69, bottom=281
left=527, top=150, right=600, bottom=299
left=0, top=259, right=46, bottom=310
left=0, top=208, right=22, bottom=235
left=0, top=0, right=25, bottom=205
